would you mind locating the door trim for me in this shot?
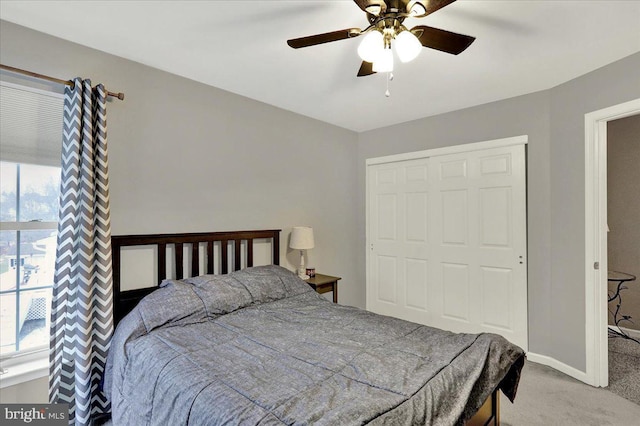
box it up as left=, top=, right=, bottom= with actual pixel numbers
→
left=584, top=98, right=640, bottom=387
left=366, top=135, right=528, bottom=166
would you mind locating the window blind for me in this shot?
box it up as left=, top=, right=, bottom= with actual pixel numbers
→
left=0, top=81, right=63, bottom=167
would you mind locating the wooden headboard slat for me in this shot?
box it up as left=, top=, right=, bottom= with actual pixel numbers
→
left=158, top=243, right=167, bottom=281
left=273, top=237, right=280, bottom=266
left=221, top=240, right=229, bottom=274
left=247, top=239, right=254, bottom=268
left=175, top=243, right=184, bottom=279
left=206, top=241, right=214, bottom=274
left=234, top=239, right=242, bottom=271
left=191, top=243, right=199, bottom=277
left=112, top=245, right=122, bottom=303
left=111, top=229, right=281, bottom=324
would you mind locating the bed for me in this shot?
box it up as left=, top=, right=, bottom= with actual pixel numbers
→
left=103, top=229, right=524, bottom=425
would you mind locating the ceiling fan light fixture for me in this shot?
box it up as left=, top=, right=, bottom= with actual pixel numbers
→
left=364, top=0, right=386, bottom=16
left=365, top=5, right=382, bottom=16
left=287, top=0, right=474, bottom=79
left=373, top=48, right=394, bottom=73
left=357, top=30, right=384, bottom=62
left=395, top=30, right=422, bottom=63
left=407, top=1, right=427, bottom=17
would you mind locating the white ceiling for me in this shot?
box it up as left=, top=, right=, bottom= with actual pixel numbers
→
left=1, top=1, right=639, bottom=132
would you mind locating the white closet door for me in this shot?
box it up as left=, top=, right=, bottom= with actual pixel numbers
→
left=367, top=142, right=528, bottom=350
left=428, top=144, right=527, bottom=349
left=367, top=158, right=432, bottom=325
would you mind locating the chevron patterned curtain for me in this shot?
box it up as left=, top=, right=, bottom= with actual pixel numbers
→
left=49, top=79, right=113, bottom=425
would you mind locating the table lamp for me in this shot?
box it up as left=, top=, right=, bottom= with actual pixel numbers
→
left=290, top=226, right=314, bottom=279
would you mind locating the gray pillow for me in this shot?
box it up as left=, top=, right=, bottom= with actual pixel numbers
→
left=137, top=279, right=207, bottom=331
left=182, top=266, right=313, bottom=315
left=182, top=274, right=253, bottom=316
left=230, top=265, right=313, bottom=303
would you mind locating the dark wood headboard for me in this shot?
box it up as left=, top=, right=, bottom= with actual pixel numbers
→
left=111, top=229, right=281, bottom=324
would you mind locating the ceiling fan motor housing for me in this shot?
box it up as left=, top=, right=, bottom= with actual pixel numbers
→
left=366, top=0, right=428, bottom=21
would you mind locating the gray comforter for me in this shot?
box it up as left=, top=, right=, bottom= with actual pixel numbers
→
left=104, top=265, right=524, bottom=425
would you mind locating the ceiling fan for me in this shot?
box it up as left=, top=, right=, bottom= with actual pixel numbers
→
left=287, top=0, right=475, bottom=77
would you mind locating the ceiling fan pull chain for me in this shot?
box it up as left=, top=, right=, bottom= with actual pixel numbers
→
left=385, top=72, right=393, bottom=97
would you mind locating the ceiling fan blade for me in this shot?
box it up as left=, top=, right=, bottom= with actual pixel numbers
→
left=419, top=0, right=458, bottom=17
left=357, top=61, right=376, bottom=77
left=411, top=25, right=475, bottom=55
left=287, top=28, right=361, bottom=49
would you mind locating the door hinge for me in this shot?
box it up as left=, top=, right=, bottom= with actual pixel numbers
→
left=594, top=262, right=600, bottom=270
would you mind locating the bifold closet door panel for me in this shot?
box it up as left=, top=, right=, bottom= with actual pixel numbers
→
left=367, top=143, right=528, bottom=350
left=428, top=145, right=527, bottom=350
left=367, top=158, right=432, bottom=325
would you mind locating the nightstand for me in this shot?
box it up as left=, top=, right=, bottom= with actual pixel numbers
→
left=306, top=273, right=342, bottom=303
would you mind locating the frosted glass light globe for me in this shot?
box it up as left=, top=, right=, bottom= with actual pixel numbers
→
left=357, top=31, right=384, bottom=63
left=372, top=48, right=394, bottom=73
left=395, top=30, right=422, bottom=63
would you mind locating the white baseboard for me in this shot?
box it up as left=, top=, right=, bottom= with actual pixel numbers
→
left=528, top=329, right=640, bottom=388
left=526, top=352, right=592, bottom=385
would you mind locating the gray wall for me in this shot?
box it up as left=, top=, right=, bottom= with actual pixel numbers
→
left=0, top=21, right=360, bottom=305
left=357, top=91, right=553, bottom=359
left=0, top=21, right=359, bottom=402
left=358, top=52, right=640, bottom=371
left=0, top=377, right=48, bottom=403
left=607, top=114, right=640, bottom=330
left=547, top=53, right=640, bottom=367
left=2, top=17, right=640, bottom=395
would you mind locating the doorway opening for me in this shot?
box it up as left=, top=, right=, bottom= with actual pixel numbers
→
left=606, top=114, right=640, bottom=405
left=584, top=98, right=640, bottom=388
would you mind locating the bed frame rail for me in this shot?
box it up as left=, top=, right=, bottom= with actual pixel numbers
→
left=467, top=389, right=500, bottom=425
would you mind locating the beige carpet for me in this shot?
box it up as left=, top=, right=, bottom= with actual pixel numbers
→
left=608, top=337, right=640, bottom=405
left=501, top=360, right=640, bottom=425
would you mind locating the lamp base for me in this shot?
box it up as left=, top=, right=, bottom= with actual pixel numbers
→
left=298, top=251, right=309, bottom=280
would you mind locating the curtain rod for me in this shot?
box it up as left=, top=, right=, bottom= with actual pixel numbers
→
left=0, top=64, right=125, bottom=100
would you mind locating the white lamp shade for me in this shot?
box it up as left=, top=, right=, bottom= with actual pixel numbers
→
left=290, top=226, right=315, bottom=250
left=357, top=31, right=384, bottom=63
left=373, top=48, right=394, bottom=73
left=395, top=30, right=422, bottom=63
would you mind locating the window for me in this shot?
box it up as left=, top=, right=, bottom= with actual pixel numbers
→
left=1, top=162, right=60, bottom=356
left=0, top=82, right=63, bottom=385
